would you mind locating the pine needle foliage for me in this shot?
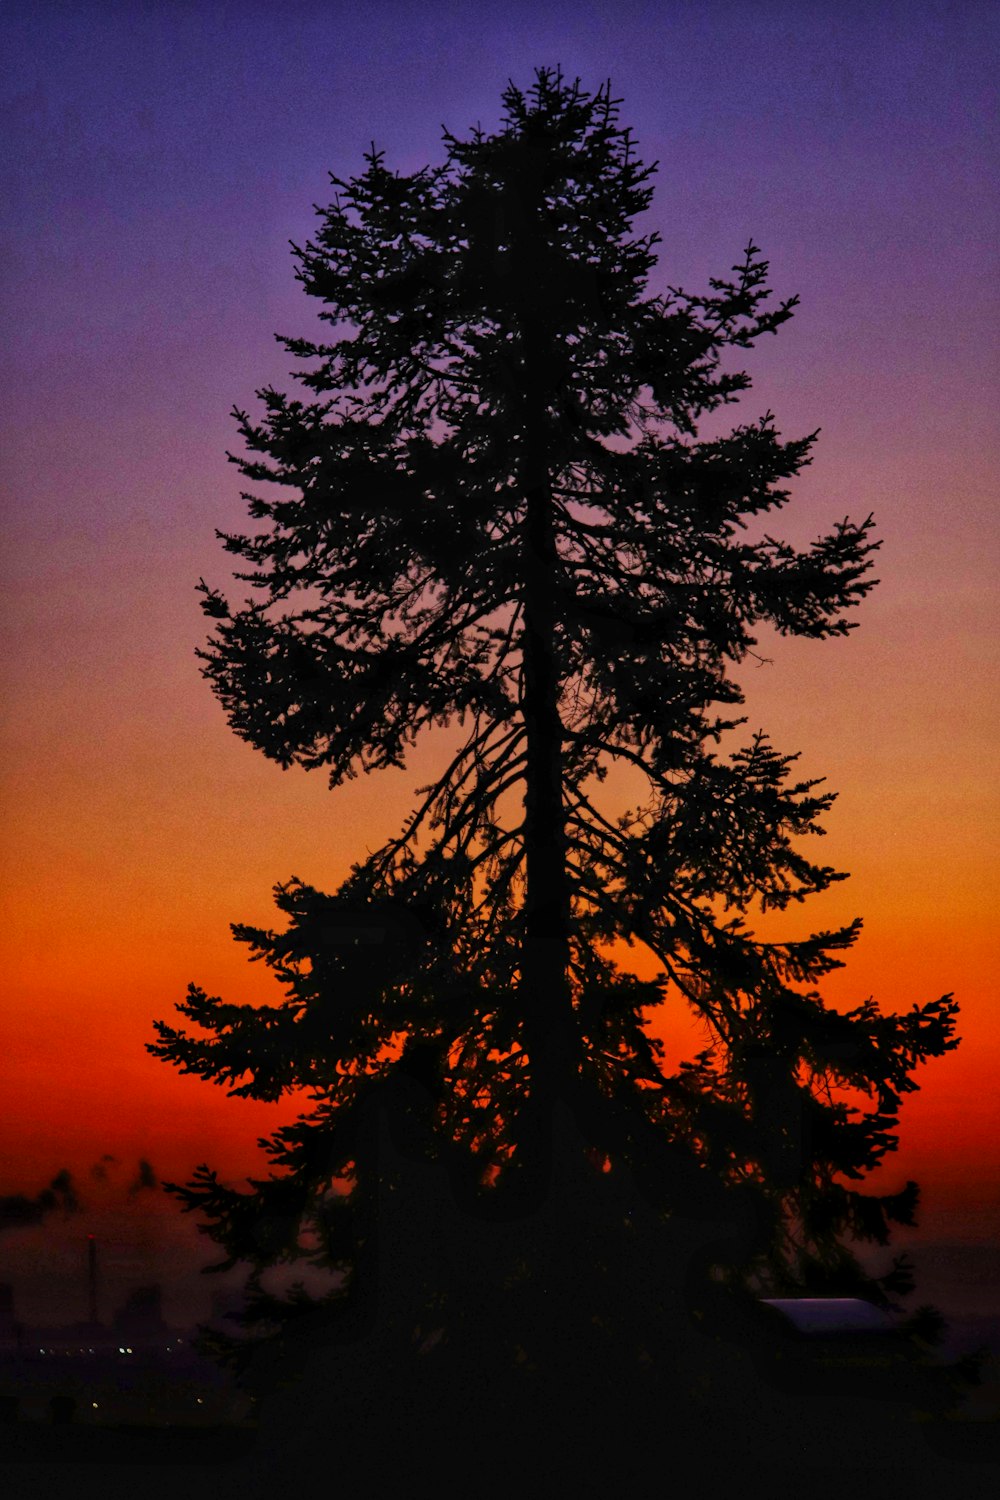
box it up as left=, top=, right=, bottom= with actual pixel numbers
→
left=150, top=70, right=959, bottom=1373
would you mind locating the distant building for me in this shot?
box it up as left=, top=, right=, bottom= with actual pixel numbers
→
left=112, top=1285, right=168, bottom=1343
left=209, top=1287, right=246, bottom=1325
left=759, top=1298, right=895, bottom=1336
left=0, top=1283, right=20, bottom=1346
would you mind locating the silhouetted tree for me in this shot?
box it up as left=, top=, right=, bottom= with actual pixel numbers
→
left=150, top=71, right=959, bottom=1414
left=0, top=1170, right=79, bottom=1233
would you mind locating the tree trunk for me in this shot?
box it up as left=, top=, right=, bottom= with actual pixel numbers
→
left=520, top=454, right=573, bottom=1151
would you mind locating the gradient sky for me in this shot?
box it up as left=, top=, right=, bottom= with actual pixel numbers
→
left=1, top=0, right=997, bottom=1326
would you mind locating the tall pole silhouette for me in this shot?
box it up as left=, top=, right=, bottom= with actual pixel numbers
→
left=87, top=1234, right=98, bottom=1325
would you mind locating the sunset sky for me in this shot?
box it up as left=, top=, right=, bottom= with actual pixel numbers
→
left=1, top=0, right=997, bottom=1328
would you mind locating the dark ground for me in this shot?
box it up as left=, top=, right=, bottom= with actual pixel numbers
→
left=5, top=1121, right=997, bottom=1497
left=3, top=1331, right=997, bottom=1500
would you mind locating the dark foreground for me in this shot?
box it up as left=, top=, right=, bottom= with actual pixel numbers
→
left=5, top=1127, right=997, bottom=1499
left=1, top=1415, right=997, bottom=1500
left=3, top=1338, right=997, bottom=1500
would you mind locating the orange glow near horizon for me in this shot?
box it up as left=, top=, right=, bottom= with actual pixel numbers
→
left=1, top=499, right=996, bottom=1261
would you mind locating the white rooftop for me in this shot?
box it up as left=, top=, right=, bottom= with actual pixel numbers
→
left=759, top=1298, right=895, bottom=1335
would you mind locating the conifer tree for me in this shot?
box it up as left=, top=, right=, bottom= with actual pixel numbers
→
left=150, top=70, right=959, bottom=1384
